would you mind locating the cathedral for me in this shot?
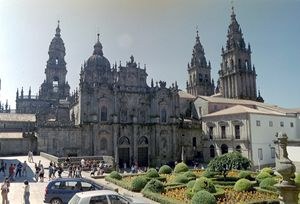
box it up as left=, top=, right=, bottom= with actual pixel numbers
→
left=2, top=7, right=266, bottom=166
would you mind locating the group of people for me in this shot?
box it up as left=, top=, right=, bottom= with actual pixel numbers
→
left=1, top=174, right=30, bottom=204
left=0, top=160, right=29, bottom=181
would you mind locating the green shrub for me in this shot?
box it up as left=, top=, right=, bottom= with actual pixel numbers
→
left=191, top=190, right=217, bottom=204
left=174, top=174, right=189, bottom=184
left=193, top=177, right=216, bottom=193
left=234, top=178, right=253, bottom=192
left=146, top=168, right=159, bottom=178
left=109, top=171, right=122, bottom=180
left=259, top=177, right=277, bottom=191
left=261, top=167, right=274, bottom=175
left=202, top=170, right=216, bottom=178
left=143, top=179, right=165, bottom=193
left=239, top=171, right=252, bottom=179
left=183, top=171, right=197, bottom=179
left=187, top=180, right=196, bottom=189
left=294, top=172, right=300, bottom=186
left=256, top=172, right=272, bottom=183
left=158, top=165, right=172, bottom=174
left=174, top=162, right=189, bottom=173
left=131, top=176, right=148, bottom=192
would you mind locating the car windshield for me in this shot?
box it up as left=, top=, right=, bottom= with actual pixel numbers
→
left=68, top=194, right=80, bottom=204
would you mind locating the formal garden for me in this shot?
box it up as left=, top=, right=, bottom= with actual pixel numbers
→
left=105, top=151, right=300, bottom=204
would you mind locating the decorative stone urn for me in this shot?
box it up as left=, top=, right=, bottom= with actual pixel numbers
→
left=274, top=132, right=300, bottom=204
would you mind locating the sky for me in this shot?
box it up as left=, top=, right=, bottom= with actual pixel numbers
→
left=0, top=0, right=300, bottom=109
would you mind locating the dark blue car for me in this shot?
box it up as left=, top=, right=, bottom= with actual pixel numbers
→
left=44, top=178, right=105, bottom=204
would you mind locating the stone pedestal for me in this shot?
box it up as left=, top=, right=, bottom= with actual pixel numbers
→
left=275, top=183, right=300, bottom=204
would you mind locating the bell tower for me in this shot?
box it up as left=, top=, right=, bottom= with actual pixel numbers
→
left=40, top=21, right=70, bottom=100
left=186, top=30, right=214, bottom=96
left=218, top=7, right=257, bottom=100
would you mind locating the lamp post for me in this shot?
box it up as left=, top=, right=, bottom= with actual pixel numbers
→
left=181, top=134, right=185, bottom=162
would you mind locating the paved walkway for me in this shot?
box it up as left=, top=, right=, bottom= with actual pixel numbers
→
left=0, top=155, right=158, bottom=204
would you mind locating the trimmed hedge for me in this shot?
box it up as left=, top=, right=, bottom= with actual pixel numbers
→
left=261, top=167, right=274, bottom=175
left=193, top=177, right=216, bottom=193
left=234, top=178, right=253, bottom=192
left=191, top=190, right=217, bottom=204
left=202, top=170, right=216, bottom=178
left=143, top=179, right=165, bottom=193
left=183, top=171, right=197, bottom=179
left=142, top=190, right=182, bottom=204
left=256, top=172, right=272, bottom=183
left=295, top=172, right=300, bottom=186
left=105, top=176, right=133, bottom=191
left=131, top=176, right=148, bottom=192
left=174, top=162, right=189, bottom=173
left=259, top=177, right=277, bottom=192
left=239, top=171, right=252, bottom=180
left=109, top=171, right=122, bottom=180
left=159, top=165, right=172, bottom=174
left=187, top=180, right=196, bottom=189
left=146, top=168, right=159, bottom=178
left=174, top=174, right=189, bottom=184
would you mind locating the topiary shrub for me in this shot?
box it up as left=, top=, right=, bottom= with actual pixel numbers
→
left=238, top=171, right=252, bottom=180
left=158, top=165, right=172, bottom=174
left=109, top=171, right=122, bottom=180
left=202, top=170, right=216, bottom=178
left=261, top=167, right=274, bottom=175
left=193, top=177, right=216, bottom=193
left=256, top=172, right=272, bottom=183
left=187, top=180, right=196, bottom=189
left=174, top=174, right=189, bottom=184
left=143, top=179, right=165, bottom=193
left=184, top=171, right=197, bottom=179
left=191, top=190, right=217, bottom=204
left=295, top=172, right=300, bottom=186
left=233, top=178, right=253, bottom=192
left=131, top=176, right=148, bottom=192
left=174, top=162, right=189, bottom=173
left=259, top=177, right=277, bottom=191
left=146, top=168, right=159, bottom=178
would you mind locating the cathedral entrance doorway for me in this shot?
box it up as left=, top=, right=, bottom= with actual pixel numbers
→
left=137, top=136, right=149, bottom=167
left=118, top=136, right=130, bottom=169
left=118, top=147, right=130, bottom=168
left=221, top=144, right=228, bottom=154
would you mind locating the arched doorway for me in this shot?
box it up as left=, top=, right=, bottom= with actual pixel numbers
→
left=221, top=144, right=228, bottom=154
left=209, top=145, right=215, bottom=158
left=118, top=136, right=130, bottom=169
left=137, top=136, right=148, bottom=167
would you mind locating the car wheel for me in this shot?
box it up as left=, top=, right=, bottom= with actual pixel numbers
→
left=50, top=198, right=62, bottom=204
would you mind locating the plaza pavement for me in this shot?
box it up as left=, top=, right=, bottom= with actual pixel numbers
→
left=0, top=155, right=158, bottom=204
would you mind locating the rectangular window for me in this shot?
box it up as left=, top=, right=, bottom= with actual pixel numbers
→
left=235, top=125, right=240, bottom=139
left=209, top=127, right=213, bottom=139
left=271, top=147, right=275, bottom=158
left=221, top=126, right=226, bottom=139
left=269, top=121, right=273, bottom=127
left=290, top=122, right=294, bottom=127
left=256, top=120, right=261, bottom=126
left=258, top=148, right=263, bottom=160
left=280, top=121, right=284, bottom=127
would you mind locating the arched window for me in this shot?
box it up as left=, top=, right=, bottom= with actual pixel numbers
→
left=52, top=77, right=59, bottom=93
left=100, top=138, right=107, bottom=151
left=209, top=145, right=215, bottom=158
left=161, top=109, right=167, bottom=123
left=55, top=58, right=59, bottom=65
left=192, top=137, right=197, bottom=147
left=138, top=136, right=148, bottom=145
left=100, top=106, right=107, bottom=121
left=230, top=59, right=234, bottom=68
left=238, top=59, right=241, bottom=69
left=119, top=136, right=130, bottom=145
left=236, top=145, right=241, bottom=153
left=245, top=60, right=249, bottom=69
left=221, top=144, right=228, bottom=154
left=199, top=74, right=203, bottom=82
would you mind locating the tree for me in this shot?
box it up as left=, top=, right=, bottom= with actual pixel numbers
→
left=208, top=151, right=251, bottom=180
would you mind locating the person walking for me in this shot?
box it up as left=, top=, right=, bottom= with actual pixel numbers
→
left=23, top=180, right=30, bottom=204
left=39, top=165, right=44, bottom=182
left=0, top=160, right=5, bottom=176
left=16, top=162, right=23, bottom=177
left=1, top=177, right=10, bottom=204
left=8, top=164, right=14, bottom=181
left=22, top=161, right=28, bottom=177
left=34, top=163, right=40, bottom=182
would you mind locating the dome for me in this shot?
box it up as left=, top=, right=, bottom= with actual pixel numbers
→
left=86, top=34, right=110, bottom=70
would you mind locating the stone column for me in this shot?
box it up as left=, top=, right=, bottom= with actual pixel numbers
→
left=112, top=115, right=119, bottom=171
left=133, top=116, right=138, bottom=164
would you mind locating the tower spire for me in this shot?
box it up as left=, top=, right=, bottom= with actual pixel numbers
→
left=55, top=20, right=61, bottom=37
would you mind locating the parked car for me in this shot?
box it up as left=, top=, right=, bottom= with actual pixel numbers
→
left=44, top=177, right=107, bottom=204
left=68, top=190, right=150, bottom=204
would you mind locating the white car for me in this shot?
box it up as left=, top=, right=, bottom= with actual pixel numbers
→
left=68, top=190, right=150, bottom=204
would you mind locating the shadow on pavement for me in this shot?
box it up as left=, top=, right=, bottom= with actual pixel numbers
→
left=0, top=158, right=37, bottom=183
